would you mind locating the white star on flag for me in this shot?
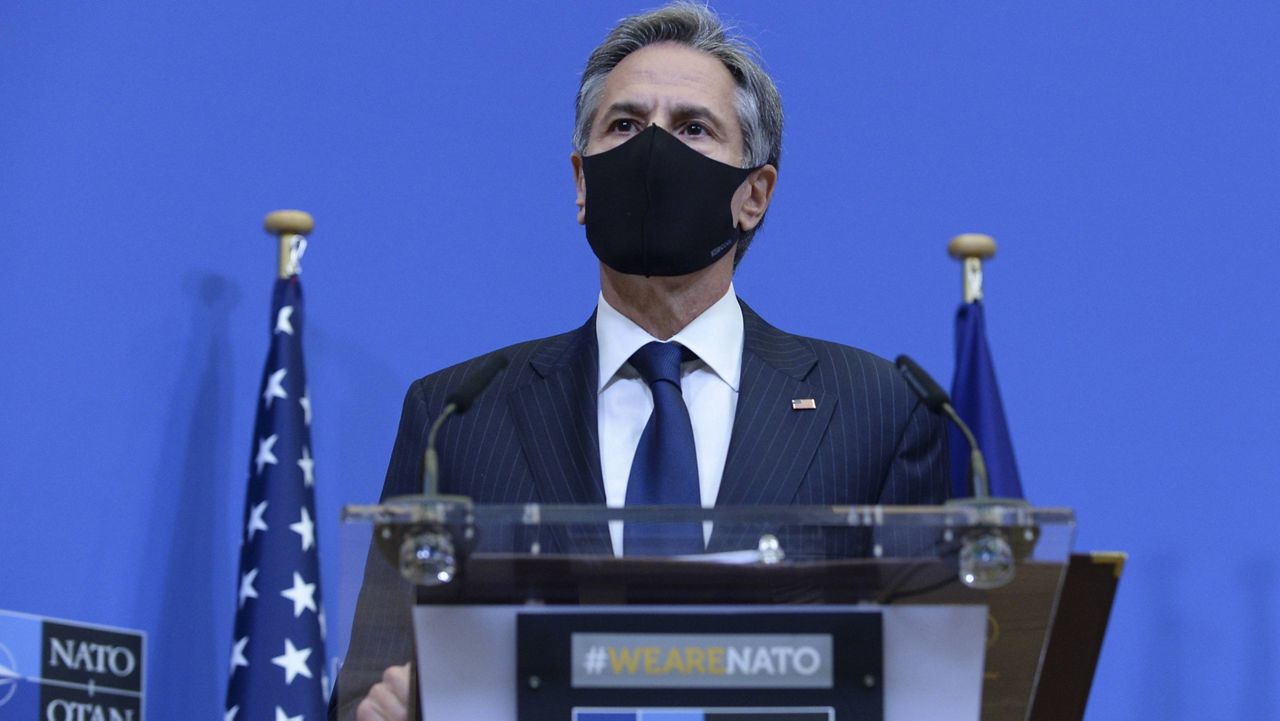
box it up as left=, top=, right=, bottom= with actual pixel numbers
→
left=255, top=434, right=279, bottom=475
left=297, top=446, right=315, bottom=488
left=229, top=636, right=249, bottom=675
left=299, top=391, right=312, bottom=427
left=274, top=306, right=295, bottom=335
left=246, top=501, right=268, bottom=541
left=271, top=639, right=313, bottom=685
left=238, top=568, right=259, bottom=609
left=224, top=706, right=239, bottom=721
left=275, top=707, right=302, bottom=721
left=280, top=572, right=318, bottom=618
left=263, top=368, right=288, bottom=408
left=289, top=507, right=316, bottom=552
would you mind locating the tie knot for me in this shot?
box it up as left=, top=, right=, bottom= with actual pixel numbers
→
left=629, top=341, right=690, bottom=387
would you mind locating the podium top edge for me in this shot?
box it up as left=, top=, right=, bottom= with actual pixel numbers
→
left=342, top=500, right=1076, bottom=528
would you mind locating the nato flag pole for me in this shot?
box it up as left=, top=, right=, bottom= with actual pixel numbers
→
left=947, top=233, right=1025, bottom=499
left=225, top=211, right=330, bottom=721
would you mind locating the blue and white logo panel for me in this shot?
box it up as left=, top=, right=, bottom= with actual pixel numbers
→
left=0, top=609, right=145, bottom=721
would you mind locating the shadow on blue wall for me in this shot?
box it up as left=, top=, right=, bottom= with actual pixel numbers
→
left=1137, top=553, right=1278, bottom=719
left=1239, top=555, right=1276, bottom=719
left=135, top=273, right=240, bottom=714
left=1140, top=553, right=1187, bottom=721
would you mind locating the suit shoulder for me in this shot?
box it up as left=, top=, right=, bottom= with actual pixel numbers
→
left=405, top=323, right=588, bottom=408
left=741, top=300, right=902, bottom=389
left=808, top=335, right=911, bottom=396
left=803, top=336, right=900, bottom=378
left=781, top=331, right=919, bottom=404
left=755, top=317, right=904, bottom=389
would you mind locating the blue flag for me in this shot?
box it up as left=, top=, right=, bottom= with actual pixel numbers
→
left=226, top=277, right=329, bottom=721
left=949, top=301, right=1025, bottom=499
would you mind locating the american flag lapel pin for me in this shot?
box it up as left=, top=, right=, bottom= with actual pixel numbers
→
left=791, top=398, right=817, bottom=410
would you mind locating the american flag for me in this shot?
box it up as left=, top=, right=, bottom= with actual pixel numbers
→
left=226, top=275, right=329, bottom=720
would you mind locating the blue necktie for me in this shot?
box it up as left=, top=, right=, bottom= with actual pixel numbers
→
left=624, top=341, right=705, bottom=556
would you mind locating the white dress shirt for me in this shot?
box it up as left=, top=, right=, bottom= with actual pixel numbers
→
left=596, top=284, right=744, bottom=556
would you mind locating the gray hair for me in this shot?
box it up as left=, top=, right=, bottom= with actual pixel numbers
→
left=573, top=2, right=783, bottom=265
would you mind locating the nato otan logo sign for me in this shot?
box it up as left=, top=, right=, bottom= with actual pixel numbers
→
left=0, top=610, right=145, bottom=720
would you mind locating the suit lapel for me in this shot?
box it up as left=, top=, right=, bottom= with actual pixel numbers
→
left=507, top=316, right=612, bottom=555
left=508, top=315, right=606, bottom=506
left=715, top=303, right=836, bottom=508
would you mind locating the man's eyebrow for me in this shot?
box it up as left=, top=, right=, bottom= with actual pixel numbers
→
left=600, top=101, right=652, bottom=120
left=597, top=101, right=726, bottom=128
left=669, top=102, right=725, bottom=127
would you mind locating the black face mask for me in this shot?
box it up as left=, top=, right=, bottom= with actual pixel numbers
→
left=582, top=125, right=758, bottom=277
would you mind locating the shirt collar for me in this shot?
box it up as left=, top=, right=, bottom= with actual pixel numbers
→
left=596, top=284, right=744, bottom=393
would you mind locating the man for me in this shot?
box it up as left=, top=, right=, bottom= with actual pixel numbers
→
left=341, top=4, right=950, bottom=719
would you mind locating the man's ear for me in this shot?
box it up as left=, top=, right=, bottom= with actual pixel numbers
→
left=571, top=152, right=586, bottom=225
left=734, top=164, right=778, bottom=232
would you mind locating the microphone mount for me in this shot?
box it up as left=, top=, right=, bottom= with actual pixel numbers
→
left=378, top=354, right=510, bottom=588
left=895, top=354, right=1029, bottom=589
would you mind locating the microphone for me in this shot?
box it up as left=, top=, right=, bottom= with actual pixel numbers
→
left=895, top=355, right=990, bottom=498
left=421, top=354, right=509, bottom=496
left=896, top=355, right=1031, bottom=593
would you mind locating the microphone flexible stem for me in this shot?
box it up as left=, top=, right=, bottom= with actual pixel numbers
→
left=422, top=402, right=458, bottom=496
left=940, top=402, right=990, bottom=498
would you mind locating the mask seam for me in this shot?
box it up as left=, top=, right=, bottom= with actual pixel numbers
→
left=641, top=126, right=654, bottom=277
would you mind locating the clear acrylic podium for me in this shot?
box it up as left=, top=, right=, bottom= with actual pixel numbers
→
left=336, top=499, right=1079, bottom=721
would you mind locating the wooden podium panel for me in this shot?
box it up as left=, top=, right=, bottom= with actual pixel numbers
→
left=1029, top=553, right=1124, bottom=721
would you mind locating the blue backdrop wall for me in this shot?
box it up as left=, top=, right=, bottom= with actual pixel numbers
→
left=2, top=2, right=1277, bottom=718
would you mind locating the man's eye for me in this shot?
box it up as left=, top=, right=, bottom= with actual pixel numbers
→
left=683, top=123, right=707, bottom=137
left=610, top=119, right=639, bottom=133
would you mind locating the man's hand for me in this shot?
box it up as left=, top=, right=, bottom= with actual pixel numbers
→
left=355, top=663, right=412, bottom=721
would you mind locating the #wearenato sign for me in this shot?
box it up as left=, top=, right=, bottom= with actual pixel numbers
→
left=571, top=633, right=833, bottom=689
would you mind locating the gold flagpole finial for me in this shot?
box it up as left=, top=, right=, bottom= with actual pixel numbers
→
left=947, top=233, right=997, bottom=303
left=264, top=210, right=314, bottom=279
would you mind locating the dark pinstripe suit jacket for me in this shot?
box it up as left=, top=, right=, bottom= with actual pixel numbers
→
left=333, top=300, right=950, bottom=715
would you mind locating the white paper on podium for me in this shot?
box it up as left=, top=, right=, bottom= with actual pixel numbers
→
left=414, top=603, right=986, bottom=720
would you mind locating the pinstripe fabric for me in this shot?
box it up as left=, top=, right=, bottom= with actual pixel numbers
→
left=332, top=300, right=950, bottom=718
left=723, top=303, right=949, bottom=508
